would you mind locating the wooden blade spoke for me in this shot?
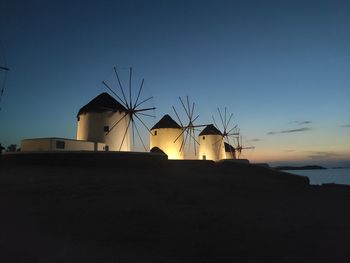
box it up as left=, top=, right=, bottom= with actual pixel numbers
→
left=106, top=113, right=128, bottom=135
left=227, top=124, right=238, bottom=134
left=212, top=116, right=219, bottom=130
left=135, top=96, right=153, bottom=109
left=179, top=97, right=190, bottom=119
left=180, top=128, right=189, bottom=152
left=217, top=108, right=225, bottom=133
left=133, top=78, right=144, bottom=109
left=135, top=107, right=156, bottom=113
left=227, top=113, right=233, bottom=129
left=129, top=67, right=132, bottom=108
left=190, top=102, right=195, bottom=120
left=113, top=66, right=128, bottom=106
left=119, top=117, right=132, bottom=151
left=136, top=112, right=155, bottom=118
left=134, top=121, right=147, bottom=151
left=102, top=81, right=128, bottom=109
left=192, top=115, right=199, bottom=123
left=172, top=106, right=184, bottom=127
left=174, top=127, right=187, bottom=143
left=134, top=114, right=152, bottom=135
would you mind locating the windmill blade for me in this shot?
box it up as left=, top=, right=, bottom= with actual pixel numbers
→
left=129, top=67, right=132, bottom=108
left=0, top=66, right=9, bottom=71
left=217, top=108, right=225, bottom=131
left=186, top=96, right=191, bottom=119
left=190, top=102, right=195, bottom=120
left=131, top=117, right=135, bottom=150
left=172, top=106, right=184, bottom=127
left=179, top=128, right=189, bottom=152
left=226, top=113, right=233, bottom=129
left=135, top=107, right=156, bottom=113
left=192, top=129, right=197, bottom=156
left=212, top=136, right=223, bottom=147
left=135, top=96, right=154, bottom=108
left=179, top=96, right=190, bottom=119
left=133, top=78, right=144, bottom=109
left=102, top=81, right=128, bottom=108
left=134, top=114, right=153, bottom=135
left=136, top=112, right=155, bottom=118
left=113, top=66, right=128, bottom=106
left=192, top=115, right=199, bottom=123
left=106, top=112, right=128, bottom=135
left=133, top=121, right=147, bottom=151
left=212, top=116, right=219, bottom=130
left=224, top=107, right=227, bottom=131
left=227, top=124, right=238, bottom=135
left=187, top=128, right=200, bottom=145
left=119, top=117, right=132, bottom=151
left=173, top=127, right=187, bottom=143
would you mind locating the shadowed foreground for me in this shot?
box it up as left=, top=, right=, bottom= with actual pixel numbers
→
left=0, top=159, right=350, bottom=262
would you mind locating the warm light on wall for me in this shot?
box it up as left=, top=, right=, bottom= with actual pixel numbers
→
left=150, top=128, right=184, bottom=159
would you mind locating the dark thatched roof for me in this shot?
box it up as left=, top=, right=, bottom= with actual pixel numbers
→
left=151, top=114, right=181, bottom=130
left=199, top=124, right=222, bottom=136
left=224, top=142, right=236, bottom=152
left=77, top=93, right=127, bottom=116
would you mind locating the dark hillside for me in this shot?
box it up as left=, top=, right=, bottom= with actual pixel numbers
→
left=0, top=156, right=349, bottom=262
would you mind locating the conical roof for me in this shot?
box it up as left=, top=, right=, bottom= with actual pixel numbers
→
left=199, top=124, right=222, bottom=136
left=224, top=142, right=236, bottom=152
left=77, top=92, right=127, bottom=116
left=151, top=114, right=181, bottom=130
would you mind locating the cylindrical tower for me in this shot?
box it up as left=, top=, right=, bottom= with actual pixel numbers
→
left=198, top=124, right=225, bottom=161
left=76, top=92, right=130, bottom=151
left=150, top=114, right=184, bottom=159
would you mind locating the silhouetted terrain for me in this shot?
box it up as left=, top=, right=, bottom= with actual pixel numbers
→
left=0, top=157, right=350, bottom=262
left=275, top=165, right=327, bottom=170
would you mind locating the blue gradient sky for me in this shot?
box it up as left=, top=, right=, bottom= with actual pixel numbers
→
left=0, top=0, right=349, bottom=166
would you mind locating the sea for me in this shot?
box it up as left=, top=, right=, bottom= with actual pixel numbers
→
left=283, top=168, right=350, bottom=185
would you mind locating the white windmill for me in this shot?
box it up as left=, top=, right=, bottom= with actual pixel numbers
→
left=171, top=96, right=208, bottom=159
left=77, top=67, right=155, bottom=152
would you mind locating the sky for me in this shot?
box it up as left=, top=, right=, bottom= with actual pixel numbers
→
left=0, top=0, right=349, bottom=166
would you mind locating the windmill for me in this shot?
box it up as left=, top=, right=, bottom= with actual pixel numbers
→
left=235, top=134, right=255, bottom=159
left=100, top=66, right=156, bottom=151
left=172, top=96, right=207, bottom=158
left=212, top=107, right=240, bottom=159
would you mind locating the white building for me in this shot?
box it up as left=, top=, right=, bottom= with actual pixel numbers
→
left=198, top=124, right=225, bottom=161
left=76, top=92, right=130, bottom=151
left=21, top=137, right=105, bottom=152
left=150, top=114, right=184, bottom=159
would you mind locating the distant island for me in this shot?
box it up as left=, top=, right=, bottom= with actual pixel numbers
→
left=274, top=165, right=327, bottom=170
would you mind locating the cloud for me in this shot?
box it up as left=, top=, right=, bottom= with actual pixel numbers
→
left=306, top=151, right=341, bottom=160
left=289, top=120, right=312, bottom=125
left=341, top=124, right=350, bottom=128
left=267, top=127, right=311, bottom=135
left=250, top=138, right=262, bottom=142
left=284, top=150, right=295, bottom=152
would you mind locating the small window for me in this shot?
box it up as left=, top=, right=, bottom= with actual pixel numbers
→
left=56, top=140, right=65, bottom=149
left=104, top=145, right=109, bottom=151
left=154, top=130, right=157, bottom=136
left=203, top=136, right=205, bottom=140
left=202, top=155, right=206, bottom=160
left=104, top=126, right=109, bottom=132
